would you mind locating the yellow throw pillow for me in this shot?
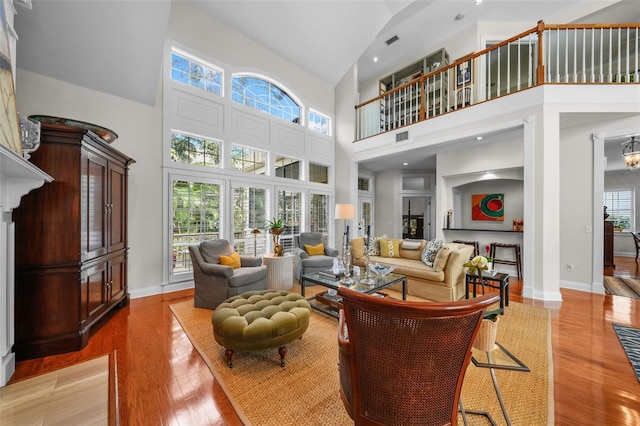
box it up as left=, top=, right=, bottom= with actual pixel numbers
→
left=219, top=252, right=241, bottom=269
left=379, top=239, right=401, bottom=258
left=350, top=238, right=366, bottom=259
left=305, top=243, right=325, bottom=256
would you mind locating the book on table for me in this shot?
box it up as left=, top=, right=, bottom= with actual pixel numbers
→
left=319, top=269, right=344, bottom=280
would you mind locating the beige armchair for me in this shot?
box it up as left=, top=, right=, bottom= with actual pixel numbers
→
left=188, top=239, right=268, bottom=310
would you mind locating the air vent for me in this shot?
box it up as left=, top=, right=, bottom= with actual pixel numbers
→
left=385, top=35, right=399, bottom=46
left=396, top=131, right=409, bottom=142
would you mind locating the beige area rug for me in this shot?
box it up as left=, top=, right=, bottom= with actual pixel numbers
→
left=604, top=276, right=640, bottom=298
left=170, top=294, right=553, bottom=426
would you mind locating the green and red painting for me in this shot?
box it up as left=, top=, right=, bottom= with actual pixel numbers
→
left=472, top=194, right=504, bottom=221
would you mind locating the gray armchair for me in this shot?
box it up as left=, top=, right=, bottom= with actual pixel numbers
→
left=188, top=239, right=268, bottom=310
left=293, top=232, right=340, bottom=281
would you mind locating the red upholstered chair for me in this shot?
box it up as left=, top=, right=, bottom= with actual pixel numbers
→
left=337, top=287, right=499, bottom=425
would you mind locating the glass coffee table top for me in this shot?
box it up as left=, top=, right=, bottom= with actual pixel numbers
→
left=300, top=272, right=407, bottom=318
left=302, top=272, right=404, bottom=293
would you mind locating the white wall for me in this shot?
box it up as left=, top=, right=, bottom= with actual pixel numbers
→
left=15, top=3, right=338, bottom=296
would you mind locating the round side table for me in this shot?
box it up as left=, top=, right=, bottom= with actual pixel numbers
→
left=262, top=253, right=294, bottom=290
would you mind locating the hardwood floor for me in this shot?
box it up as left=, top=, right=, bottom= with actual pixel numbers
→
left=8, top=257, right=640, bottom=425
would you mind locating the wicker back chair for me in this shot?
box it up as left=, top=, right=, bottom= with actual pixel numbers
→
left=337, top=288, right=499, bottom=425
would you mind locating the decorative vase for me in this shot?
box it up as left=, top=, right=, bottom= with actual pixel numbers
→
left=473, top=316, right=500, bottom=352
left=270, top=228, right=284, bottom=257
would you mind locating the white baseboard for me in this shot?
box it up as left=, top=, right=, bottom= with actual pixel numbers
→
left=560, top=279, right=605, bottom=294
left=129, top=280, right=194, bottom=300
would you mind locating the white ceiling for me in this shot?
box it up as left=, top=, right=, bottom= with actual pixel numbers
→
left=15, top=0, right=638, bottom=106
left=12, top=0, right=639, bottom=172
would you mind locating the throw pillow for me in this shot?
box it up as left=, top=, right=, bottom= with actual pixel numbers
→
left=433, top=245, right=453, bottom=272
left=219, top=252, right=241, bottom=269
left=401, top=240, right=423, bottom=250
left=380, top=239, right=401, bottom=258
left=421, top=239, right=444, bottom=267
left=368, top=235, right=388, bottom=256
left=350, top=238, right=366, bottom=259
left=305, top=243, right=325, bottom=256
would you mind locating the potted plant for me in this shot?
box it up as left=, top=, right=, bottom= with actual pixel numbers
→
left=612, top=217, right=630, bottom=232
left=265, top=218, right=285, bottom=256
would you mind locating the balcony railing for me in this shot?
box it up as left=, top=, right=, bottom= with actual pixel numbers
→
left=355, top=21, right=640, bottom=141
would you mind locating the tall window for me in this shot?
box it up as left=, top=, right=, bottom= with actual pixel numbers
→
left=309, top=163, right=329, bottom=184
left=172, top=179, right=222, bottom=276
left=231, top=145, right=267, bottom=174
left=232, top=185, right=267, bottom=256
left=277, top=189, right=303, bottom=252
left=604, top=189, right=634, bottom=230
left=171, top=132, right=221, bottom=168
left=275, top=156, right=301, bottom=180
left=308, top=109, right=331, bottom=135
left=309, top=193, right=330, bottom=237
left=171, top=49, right=222, bottom=95
left=231, top=74, right=301, bottom=124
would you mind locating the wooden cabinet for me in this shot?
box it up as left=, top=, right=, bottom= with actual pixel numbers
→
left=604, top=220, right=615, bottom=269
left=13, top=123, right=135, bottom=360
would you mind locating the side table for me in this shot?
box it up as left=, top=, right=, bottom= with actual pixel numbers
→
left=465, top=272, right=509, bottom=311
left=262, top=253, right=293, bottom=290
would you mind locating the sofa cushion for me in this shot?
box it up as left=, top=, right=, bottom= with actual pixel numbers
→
left=433, top=244, right=454, bottom=272
left=367, top=256, right=445, bottom=282
left=219, top=252, right=241, bottom=269
left=401, top=240, right=422, bottom=250
left=380, top=239, right=401, bottom=258
left=305, top=243, right=325, bottom=256
left=369, top=235, right=387, bottom=256
left=422, top=239, right=444, bottom=267
left=351, top=237, right=366, bottom=259
left=400, top=240, right=428, bottom=260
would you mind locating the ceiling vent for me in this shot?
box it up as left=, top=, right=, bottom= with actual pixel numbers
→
left=396, top=131, right=409, bottom=142
left=385, top=35, right=399, bottom=46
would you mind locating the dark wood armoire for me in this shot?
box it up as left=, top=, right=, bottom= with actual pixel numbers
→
left=604, top=220, right=615, bottom=270
left=13, top=122, right=135, bottom=360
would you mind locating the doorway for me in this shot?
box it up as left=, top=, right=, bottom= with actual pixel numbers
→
left=402, top=197, right=430, bottom=240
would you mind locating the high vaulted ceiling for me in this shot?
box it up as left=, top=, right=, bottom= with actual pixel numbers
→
left=14, top=1, right=638, bottom=107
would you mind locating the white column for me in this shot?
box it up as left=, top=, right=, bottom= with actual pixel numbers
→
left=0, top=146, right=51, bottom=386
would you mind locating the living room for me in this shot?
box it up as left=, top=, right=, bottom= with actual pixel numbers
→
left=1, top=0, right=639, bottom=424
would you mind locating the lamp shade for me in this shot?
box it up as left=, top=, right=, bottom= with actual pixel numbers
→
left=335, top=204, right=356, bottom=220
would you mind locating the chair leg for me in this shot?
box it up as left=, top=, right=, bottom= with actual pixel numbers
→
left=278, top=346, right=287, bottom=367
left=225, top=349, right=234, bottom=368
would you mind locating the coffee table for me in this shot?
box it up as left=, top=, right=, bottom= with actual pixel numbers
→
left=300, top=272, right=407, bottom=318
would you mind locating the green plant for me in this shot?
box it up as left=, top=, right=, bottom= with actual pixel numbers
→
left=463, top=255, right=490, bottom=274
left=484, top=307, right=504, bottom=322
left=612, top=216, right=631, bottom=230
left=265, top=217, right=284, bottom=231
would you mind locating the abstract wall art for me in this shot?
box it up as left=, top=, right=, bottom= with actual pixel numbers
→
left=472, top=193, right=504, bottom=221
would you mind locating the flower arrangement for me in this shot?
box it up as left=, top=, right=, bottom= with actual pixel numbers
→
left=464, top=255, right=490, bottom=274
left=484, top=245, right=493, bottom=262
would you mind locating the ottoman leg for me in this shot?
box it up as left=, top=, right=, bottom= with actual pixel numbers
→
left=278, top=346, right=287, bottom=367
left=225, top=349, right=234, bottom=368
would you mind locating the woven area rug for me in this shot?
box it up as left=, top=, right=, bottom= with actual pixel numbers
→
left=603, top=276, right=640, bottom=298
left=613, top=323, right=640, bottom=382
left=170, top=296, right=553, bottom=426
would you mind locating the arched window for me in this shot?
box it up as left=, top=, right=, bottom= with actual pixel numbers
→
left=232, top=74, right=301, bottom=124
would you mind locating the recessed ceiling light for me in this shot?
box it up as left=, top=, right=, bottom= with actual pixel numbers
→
left=476, top=136, right=483, bottom=141
left=403, top=162, right=409, bottom=166
left=474, top=0, right=484, bottom=5
left=373, top=57, right=379, bottom=63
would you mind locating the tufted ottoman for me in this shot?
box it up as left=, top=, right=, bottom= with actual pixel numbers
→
left=212, top=290, right=312, bottom=368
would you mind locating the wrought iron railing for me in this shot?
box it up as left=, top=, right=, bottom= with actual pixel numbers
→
left=355, top=21, right=639, bottom=140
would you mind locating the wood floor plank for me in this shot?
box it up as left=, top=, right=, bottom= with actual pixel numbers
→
left=6, top=256, right=640, bottom=426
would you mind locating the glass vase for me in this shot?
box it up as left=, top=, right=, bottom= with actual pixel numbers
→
left=360, top=251, right=376, bottom=285
left=340, top=245, right=354, bottom=285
